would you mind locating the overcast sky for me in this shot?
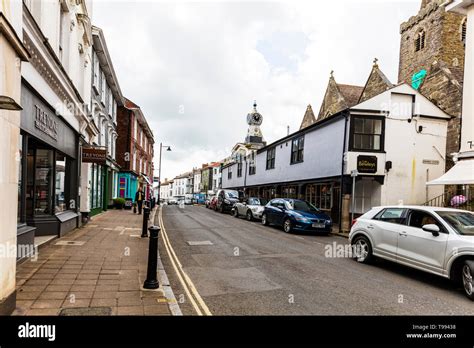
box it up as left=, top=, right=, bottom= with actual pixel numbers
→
left=93, top=0, right=420, bottom=180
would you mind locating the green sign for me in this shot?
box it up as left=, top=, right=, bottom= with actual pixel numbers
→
left=411, top=69, right=427, bottom=90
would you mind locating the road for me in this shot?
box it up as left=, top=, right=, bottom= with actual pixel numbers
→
left=158, top=205, right=474, bottom=315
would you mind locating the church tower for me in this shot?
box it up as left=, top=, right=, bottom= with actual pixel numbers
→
left=398, top=0, right=466, bottom=168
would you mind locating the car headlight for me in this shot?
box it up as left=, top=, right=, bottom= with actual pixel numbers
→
left=326, top=219, right=332, bottom=225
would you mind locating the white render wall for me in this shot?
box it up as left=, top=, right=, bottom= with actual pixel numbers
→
left=0, top=0, right=23, bottom=309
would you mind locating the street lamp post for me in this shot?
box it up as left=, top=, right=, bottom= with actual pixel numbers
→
left=157, top=142, right=171, bottom=205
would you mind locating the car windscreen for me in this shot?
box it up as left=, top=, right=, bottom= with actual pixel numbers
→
left=287, top=200, right=320, bottom=213
left=436, top=211, right=474, bottom=236
left=249, top=198, right=267, bottom=206
left=225, top=191, right=239, bottom=199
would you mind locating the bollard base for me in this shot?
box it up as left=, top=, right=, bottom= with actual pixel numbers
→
left=143, top=279, right=159, bottom=289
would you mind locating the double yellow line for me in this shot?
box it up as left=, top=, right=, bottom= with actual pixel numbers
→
left=158, top=207, right=212, bottom=316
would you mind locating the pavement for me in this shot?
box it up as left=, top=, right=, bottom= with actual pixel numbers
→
left=160, top=204, right=474, bottom=315
left=13, top=207, right=173, bottom=316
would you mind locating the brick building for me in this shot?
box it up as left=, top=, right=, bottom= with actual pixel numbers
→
left=398, top=0, right=467, bottom=169
left=116, top=98, right=154, bottom=201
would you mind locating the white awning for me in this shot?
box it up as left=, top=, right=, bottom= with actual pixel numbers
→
left=426, top=159, right=474, bottom=185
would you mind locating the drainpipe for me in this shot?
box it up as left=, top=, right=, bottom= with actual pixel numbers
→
left=339, top=111, right=349, bottom=232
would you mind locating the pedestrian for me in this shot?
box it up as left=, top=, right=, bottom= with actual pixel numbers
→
left=135, top=187, right=145, bottom=214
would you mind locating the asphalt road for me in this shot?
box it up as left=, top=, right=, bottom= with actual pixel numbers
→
left=158, top=205, right=474, bottom=315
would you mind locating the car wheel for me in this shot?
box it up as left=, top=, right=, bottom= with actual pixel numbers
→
left=246, top=210, right=253, bottom=221
left=262, top=214, right=269, bottom=226
left=462, top=260, right=474, bottom=301
left=352, top=235, right=373, bottom=264
left=283, top=219, right=293, bottom=233
left=233, top=209, right=239, bottom=218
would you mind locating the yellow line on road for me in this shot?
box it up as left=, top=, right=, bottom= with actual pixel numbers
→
left=159, top=208, right=212, bottom=316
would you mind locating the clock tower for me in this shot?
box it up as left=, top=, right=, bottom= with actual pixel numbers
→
left=245, top=101, right=266, bottom=146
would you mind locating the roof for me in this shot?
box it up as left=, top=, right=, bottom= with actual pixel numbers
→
left=299, top=104, right=317, bottom=130
left=337, top=84, right=364, bottom=107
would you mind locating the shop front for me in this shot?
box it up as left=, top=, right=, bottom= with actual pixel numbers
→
left=17, top=83, right=79, bottom=252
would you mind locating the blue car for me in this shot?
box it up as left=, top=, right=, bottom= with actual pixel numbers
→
left=261, top=198, right=332, bottom=234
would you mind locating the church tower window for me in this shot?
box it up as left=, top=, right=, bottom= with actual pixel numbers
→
left=415, top=29, right=426, bottom=52
left=461, top=19, right=467, bottom=45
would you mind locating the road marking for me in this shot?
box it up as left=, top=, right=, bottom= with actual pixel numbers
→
left=187, top=241, right=214, bottom=246
left=159, top=208, right=212, bottom=316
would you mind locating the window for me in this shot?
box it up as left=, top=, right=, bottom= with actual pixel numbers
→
left=462, top=19, right=467, bottom=45
left=291, top=136, right=304, bottom=164
left=237, top=161, right=243, bottom=177
left=249, top=151, right=256, bottom=175
left=437, top=211, right=474, bottom=236
left=374, top=208, right=406, bottom=225
left=282, top=186, right=297, bottom=199
left=407, top=210, right=444, bottom=232
left=415, top=29, right=426, bottom=52
left=92, top=52, right=99, bottom=92
left=351, top=117, right=383, bottom=151
left=266, top=147, right=275, bottom=170
left=228, top=168, right=232, bottom=180
left=306, top=184, right=332, bottom=210
left=55, top=154, right=67, bottom=212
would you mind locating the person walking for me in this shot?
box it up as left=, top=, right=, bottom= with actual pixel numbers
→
left=135, top=187, right=145, bottom=214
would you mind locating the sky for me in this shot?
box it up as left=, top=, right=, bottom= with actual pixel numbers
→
left=92, top=0, right=420, bottom=180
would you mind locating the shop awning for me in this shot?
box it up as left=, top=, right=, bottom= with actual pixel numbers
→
left=141, top=175, right=152, bottom=185
left=426, top=159, right=474, bottom=185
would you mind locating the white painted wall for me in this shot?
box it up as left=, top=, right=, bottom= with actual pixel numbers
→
left=0, top=0, right=23, bottom=309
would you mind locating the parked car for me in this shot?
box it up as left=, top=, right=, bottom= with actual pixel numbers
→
left=209, top=196, right=219, bottom=211
left=184, top=198, right=193, bottom=205
left=168, top=199, right=178, bottom=205
left=349, top=205, right=474, bottom=300
left=216, top=189, right=240, bottom=213
left=232, top=197, right=268, bottom=221
left=262, top=198, right=332, bottom=234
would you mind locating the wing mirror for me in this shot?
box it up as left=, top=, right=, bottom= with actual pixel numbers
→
left=422, top=224, right=440, bottom=236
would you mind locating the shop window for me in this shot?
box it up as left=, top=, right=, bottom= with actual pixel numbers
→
left=55, top=154, right=67, bottom=212
left=34, top=149, right=54, bottom=215
left=306, top=184, right=332, bottom=210
left=18, top=134, right=23, bottom=222
left=350, top=116, right=384, bottom=152
left=282, top=186, right=297, bottom=199
left=290, top=136, right=304, bottom=164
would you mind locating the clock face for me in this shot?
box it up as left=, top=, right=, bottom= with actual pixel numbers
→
left=253, top=114, right=261, bottom=123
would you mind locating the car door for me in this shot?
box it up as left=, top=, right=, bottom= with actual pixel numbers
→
left=273, top=200, right=287, bottom=226
left=266, top=199, right=281, bottom=224
left=237, top=199, right=246, bottom=215
left=396, top=209, right=449, bottom=274
left=371, top=208, right=407, bottom=261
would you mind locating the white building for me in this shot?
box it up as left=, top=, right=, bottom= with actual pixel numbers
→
left=0, top=0, right=29, bottom=315
left=80, top=25, right=123, bottom=219
left=222, top=83, right=450, bottom=231
left=193, top=168, right=202, bottom=194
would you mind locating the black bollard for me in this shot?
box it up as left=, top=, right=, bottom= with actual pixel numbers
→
left=141, top=207, right=150, bottom=238
left=143, top=225, right=160, bottom=289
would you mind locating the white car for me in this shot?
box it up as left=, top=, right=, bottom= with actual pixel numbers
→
left=232, top=197, right=268, bottom=221
left=349, top=205, right=474, bottom=300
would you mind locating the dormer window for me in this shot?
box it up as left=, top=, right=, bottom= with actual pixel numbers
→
left=415, top=29, right=426, bottom=52
left=461, top=19, right=467, bottom=46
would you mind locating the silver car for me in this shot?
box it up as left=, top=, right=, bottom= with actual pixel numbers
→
left=349, top=205, right=474, bottom=300
left=232, top=197, right=268, bottom=221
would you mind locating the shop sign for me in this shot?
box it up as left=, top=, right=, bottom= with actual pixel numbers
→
left=357, top=155, right=377, bottom=174
left=422, top=159, right=440, bottom=165
left=34, top=105, right=58, bottom=141
left=82, top=147, right=107, bottom=164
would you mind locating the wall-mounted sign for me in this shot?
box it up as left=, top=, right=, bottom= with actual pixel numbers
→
left=422, top=159, right=440, bottom=165
left=82, top=147, right=107, bottom=164
left=412, top=69, right=427, bottom=90
left=357, top=155, right=378, bottom=174
left=34, top=105, right=58, bottom=141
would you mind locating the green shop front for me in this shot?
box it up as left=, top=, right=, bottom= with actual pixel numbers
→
left=17, top=83, right=80, bottom=256
left=84, top=148, right=119, bottom=216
